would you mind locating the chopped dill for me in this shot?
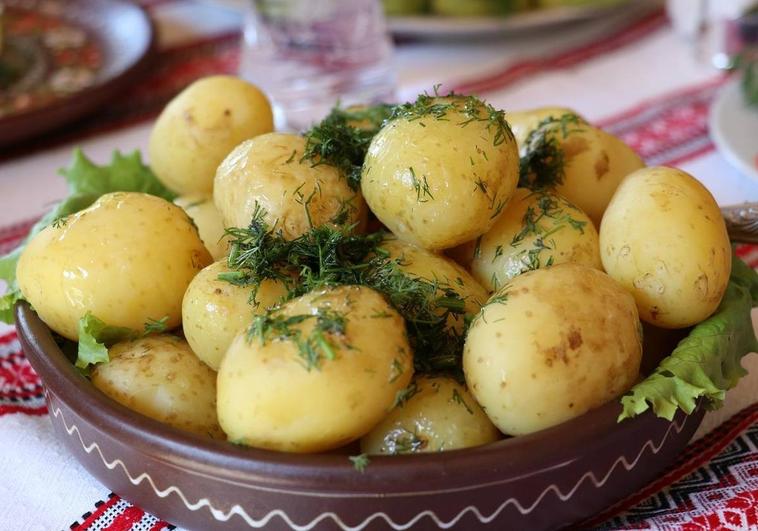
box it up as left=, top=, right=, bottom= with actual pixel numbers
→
left=349, top=453, right=370, bottom=472
left=518, top=113, right=584, bottom=189
left=143, top=316, right=169, bottom=334
left=383, top=428, right=428, bottom=454
left=409, top=167, right=434, bottom=202
left=393, top=381, right=420, bottom=408
left=451, top=388, right=474, bottom=415
left=51, top=216, right=68, bottom=229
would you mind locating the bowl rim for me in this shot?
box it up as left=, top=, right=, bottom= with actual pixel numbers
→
left=15, top=301, right=697, bottom=499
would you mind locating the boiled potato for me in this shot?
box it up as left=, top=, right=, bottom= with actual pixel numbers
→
left=507, top=107, right=584, bottom=148
left=182, top=260, right=288, bottom=370
left=362, top=95, right=519, bottom=251
left=17, top=192, right=211, bottom=340
left=360, top=376, right=500, bottom=455
left=454, top=188, right=601, bottom=291
left=174, top=195, right=229, bottom=260
left=599, top=166, right=731, bottom=328
left=214, top=133, right=367, bottom=237
left=381, top=238, right=487, bottom=332
left=464, top=264, right=642, bottom=435
left=91, top=335, right=223, bottom=438
left=148, top=75, right=274, bottom=195
left=217, top=285, right=413, bottom=452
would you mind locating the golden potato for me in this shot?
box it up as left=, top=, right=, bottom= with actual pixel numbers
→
left=464, top=264, right=642, bottom=435
left=507, top=107, right=584, bottom=148
left=148, top=76, right=274, bottom=195
left=17, top=192, right=211, bottom=340
left=182, top=260, right=288, bottom=370
left=217, top=285, right=413, bottom=452
left=174, top=195, right=229, bottom=260
left=455, top=188, right=601, bottom=291
left=91, top=335, right=223, bottom=438
left=361, top=95, right=519, bottom=250
left=214, top=133, right=367, bottom=236
left=599, top=166, right=731, bottom=328
left=381, top=238, right=487, bottom=333
left=360, top=376, right=500, bottom=454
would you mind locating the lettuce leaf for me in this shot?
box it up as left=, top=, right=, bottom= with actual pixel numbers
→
left=619, top=256, right=758, bottom=421
left=76, top=312, right=138, bottom=369
left=0, top=149, right=174, bottom=324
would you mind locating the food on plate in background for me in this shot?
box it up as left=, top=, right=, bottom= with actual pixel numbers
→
left=453, top=188, right=601, bottom=291
left=213, top=132, right=367, bottom=238
left=16, top=192, right=210, bottom=340
left=149, top=76, right=274, bottom=196
left=600, top=166, right=732, bottom=329
left=362, top=93, right=519, bottom=250
left=91, top=335, right=224, bottom=438
left=361, top=376, right=501, bottom=454
left=174, top=195, right=229, bottom=260
left=217, top=286, right=413, bottom=453
left=464, top=264, right=643, bottom=435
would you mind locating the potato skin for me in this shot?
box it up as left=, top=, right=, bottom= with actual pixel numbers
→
left=214, top=133, right=367, bottom=236
left=91, top=335, right=223, bottom=438
left=464, top=264, right=642, bottom=436
left=507, top=107, right=584, bottom=148
left=555, top=127, right=644, bottom=226
left=16, top=192, right=211, bottom=340
left=217, top=285, right=413, bottom=453
left=182, top=260, right=287, bottom=370
left=599, top=166, right=731, bottom=328
left=456, top=188, right=601, bottom=291
left=361, top=97, right=519, bottom=250
left=174, top=195, right=229, bottom=260
left=360, top=376, right=500, bottom=454
left=148, top=76, right=274, bottom=195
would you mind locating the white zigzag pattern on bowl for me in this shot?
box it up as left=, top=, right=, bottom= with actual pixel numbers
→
left=51, top=405, right=688, bottom=531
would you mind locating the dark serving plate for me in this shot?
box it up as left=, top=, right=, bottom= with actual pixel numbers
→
left=16, top=302, right=704, bottom=531
left=0, top=0, right=154, bottom=148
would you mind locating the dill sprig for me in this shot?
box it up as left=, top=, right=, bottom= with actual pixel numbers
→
left=224, top=206, right=468, bottom=375
left=389, top=87, right=514, bottom=147
left=301, top=103, right=394, bottom=191
left=518, top=113, right=584, bottom=189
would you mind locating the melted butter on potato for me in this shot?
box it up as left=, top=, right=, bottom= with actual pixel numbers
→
left=214, top=132, right=367, bottom=237
left=16, top=192, right=211, bottom=340
left=174, top=195, right=229, bottom=260
left=91, top=335, right=224, bottom=438
left=148, top=75, right=274, bottom=195
left=361, top=95, right=519, bottom=251
left=599, top=166, right=731, bottom=328
left=182, top=260, right=288, bottom=370
left=464, top=264, right=642, bottom=436
left=360, top=376, right=500, bottom=455
left=454, top=188, right=601, bottom=291
left=217, top=285, right=413, bottom=453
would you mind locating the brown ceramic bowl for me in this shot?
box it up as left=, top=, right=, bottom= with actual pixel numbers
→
left=16, top=302, right=704, bottom=531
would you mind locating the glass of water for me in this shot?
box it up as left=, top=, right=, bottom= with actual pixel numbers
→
left=239, top=0, right=397, bottom=131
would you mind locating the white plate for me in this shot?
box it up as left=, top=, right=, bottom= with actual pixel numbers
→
left=710, top=79, right=758, bottom=182
left=387, top=1, right=635, bottom=39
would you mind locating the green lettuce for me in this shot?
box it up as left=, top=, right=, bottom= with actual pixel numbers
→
left=76, top=312, right=138, bottom=369
left=0, top=149, right=174, bottom=324
left=619, top=256, right=758, bottom=421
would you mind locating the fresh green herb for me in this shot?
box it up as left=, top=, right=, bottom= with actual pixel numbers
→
left=518, top=113, right=584, bottom=189
left=144, top=316, right=170, bottom=334
left=76, top=312, right=138, bottom=369
left=383, top=428, right=428, bottom=454
left=451, top=388, right=474, bottom=415
left=349, top=453, right=371, bottom=472
left=301, top=103, right=394, bottom=190
left=392, top=381, right=420, bottom=408
left=409, top=167, right=434, bottom=202
left=389, top=357, right=405, bottom=383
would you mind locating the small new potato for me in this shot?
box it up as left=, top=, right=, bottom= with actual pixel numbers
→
left=91, top=335, right=223, bottom=438
left=16, top=192, right=211, bottom=340
left=464, top=264, right=642, bottom=435
left=360, top=376, right=500, bottom=455
left=507, top=107, right=584, bottom=148
left=174, top=195, right=229, bottom=260
left=182, top=260, right=288, bottom=370
left=381, top=238, right=487, bottom=332
left=599, top=166, right=731, bottom=328
left=362, top=95, right=519, bottom=250
left=217, top=285, right=413, bottom=453
left=455, top=188, right=601, bottom=291
left=148, top=76, right=274, bottom=195
left=214, top=133, right=367, bottom=237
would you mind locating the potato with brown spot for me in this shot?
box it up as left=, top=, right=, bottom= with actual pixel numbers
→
left=91, top=335, right=223, bottom=438
left=463, top=264, right=642, bottom=435
left=599, top=166, right=731, bottom=328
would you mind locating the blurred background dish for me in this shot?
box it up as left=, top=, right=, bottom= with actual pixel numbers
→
left=0, top=0, right=154, bottom=148
left=710, top=80, right=758, bottom=182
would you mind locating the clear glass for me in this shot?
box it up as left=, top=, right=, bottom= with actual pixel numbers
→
left=239, top=0, right=397, bottom=131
